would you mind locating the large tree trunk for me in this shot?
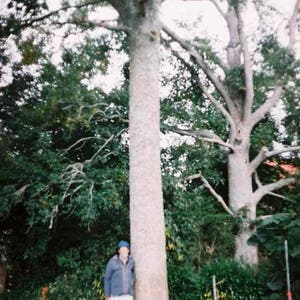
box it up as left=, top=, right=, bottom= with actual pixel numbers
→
left=129, top=16, right=169, bottom=300
left=117, top=1, right=169, bottom=299
left=228, top=123, right=258, bottom=265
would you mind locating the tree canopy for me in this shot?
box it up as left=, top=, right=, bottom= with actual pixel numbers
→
left=0, top=0, right=299, bottom=299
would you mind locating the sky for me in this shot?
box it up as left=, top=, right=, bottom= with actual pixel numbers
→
left=1, top=0, right=299, bottom=89
left=46, top=0, right=299, bottom=87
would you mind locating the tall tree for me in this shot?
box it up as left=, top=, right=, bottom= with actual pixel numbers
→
left=162, top=0, right=300, bottom=265
left=109, top=1, right=169, bottom=299
left=1, top=0, right=169, bottom=298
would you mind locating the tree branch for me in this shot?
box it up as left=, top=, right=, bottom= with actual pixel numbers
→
left=85, top=19, right=129, bottom=32
left=196, top=79, right=237, bottom=140
left=51, top=19, right=128, bottom=32
left=251, top=0, right=299, bottom=126
left=62, top=136, right=102, bottom=155
left=162, top=23, right=237, bottom=115
left=162, top=37, right=236, bottom=139
left=253, top=177, right=297, bottom=205
left=288, top=0, right=300, bottom=50
left=254, top=171, right=287, bottom=200
left=22, top=0, right=103, bottom=27
left=182, top=172, right=235, bottom=216
left=250, top=145, right=300, bottom=173
left=236, top=8, right=254, bottom=121
left=172, top=128, right=234, bottom=151
left=251, top=85, right=283, bottom=127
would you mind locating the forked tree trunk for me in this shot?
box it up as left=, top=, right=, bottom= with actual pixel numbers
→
left=163, top=0, right=300, bottom=267
left=228, top=125, right=258, bottom=265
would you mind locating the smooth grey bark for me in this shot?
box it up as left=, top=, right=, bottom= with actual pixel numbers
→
left=111, top=1, right=169, bottom=299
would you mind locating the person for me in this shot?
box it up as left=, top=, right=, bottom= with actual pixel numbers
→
left=104, top=240, right=135, bottom=300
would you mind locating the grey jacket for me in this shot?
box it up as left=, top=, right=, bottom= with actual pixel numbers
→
left=104, top=255, right=135, bottom=297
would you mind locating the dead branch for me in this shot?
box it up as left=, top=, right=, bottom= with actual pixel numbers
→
left=236, top=8, right=254, bottom=120
left=253, top=177, right=297, bottom=205
left=196, top=79, right=236, bottom=139
left=172, top=128, right=234, bottom=151
left=162, top=24, right=236, bottom=114
left=22, top=0, right=102, bottom=27
left=254, top=171, right=287, bottom=200
left=182, top=172, right=235, bottom=216
left=251, top=85, right=284, bottom=127
left=250, top=145, right=300, bottom=173
left=62, top=136, right=103, bottom=155
left=86, top=134, right=115, bottom=164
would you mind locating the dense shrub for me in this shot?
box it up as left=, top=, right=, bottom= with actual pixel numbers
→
left=198, top=259, right=265, bottom=300
left=168, top=263, right=202, bottom=300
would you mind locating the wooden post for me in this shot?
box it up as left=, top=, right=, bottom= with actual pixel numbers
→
left=212, top=275, right=217, bottom=300
left=284, top=240, right=293, bottom=300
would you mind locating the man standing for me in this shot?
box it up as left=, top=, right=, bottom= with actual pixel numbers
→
left=104, top=240, right=135, bottom=300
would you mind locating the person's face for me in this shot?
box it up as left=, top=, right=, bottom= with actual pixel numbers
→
left=118, top=246, right=129, bottom=258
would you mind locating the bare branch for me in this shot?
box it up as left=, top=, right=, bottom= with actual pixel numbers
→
left=266, top=146, right=300, bottom=158
left=62, top=136, right=102, bottom=155
left=251, top=85, right=283, bottom=127
left=162, top=23, right=237, bottom=115
left=51, top=19, right=128, bottom=32
left=172, top=128, right=234, bottom=151
left=254, top=171, right=262, bottom=187
left=254, top=171, right=287, bottom=200
left=86, top=128, right=128, bottom=164
left=288, top=0, right=300, bottom=50
left=15, top=184, right=31, bottom=197
left=196, top=79, right=236, bottom=139
left=236, top=8, right=254, bottom=120
left=267, top=192, right=287, bottom=200
left=253, top=177, right=297, bottom=205
left=86, top=134, right=115, bottom=164
left=49, top=205, right=59, bottom=229
left=84, top=19, right=129, bottom=32
left=250, top=145, right=300, bottom=173
left=22, top=0, right=103, bottom=27
left=251, top=0, right=300, bottom=126
left=182, top=172, right=235, bottom=216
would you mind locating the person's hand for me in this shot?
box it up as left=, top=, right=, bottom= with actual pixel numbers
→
left=105, top=297, right=110, bottom=300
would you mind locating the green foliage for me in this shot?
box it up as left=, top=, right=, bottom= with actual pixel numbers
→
left=250, top=116, right=278, bottom=154
left=228, top=0, right=248, bottom=10
left=198, top=260, right=265, bottom=299
left=250, top=207, right=300, bottom=298
left=164, top=182, right=237, bottom=269
left=168, top=263, right=201, bottom=300
left=260, top=35, right=299, bottom=82
left=224, top=67, right=245, bottom=95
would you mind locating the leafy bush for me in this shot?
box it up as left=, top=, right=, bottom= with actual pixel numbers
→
left=168, top=263, right=201, bottom=300
left=198, top=259, right=265, bottom=300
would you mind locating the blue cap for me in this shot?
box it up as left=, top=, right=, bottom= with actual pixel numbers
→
left=117, top=240, right=130, bottom=249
